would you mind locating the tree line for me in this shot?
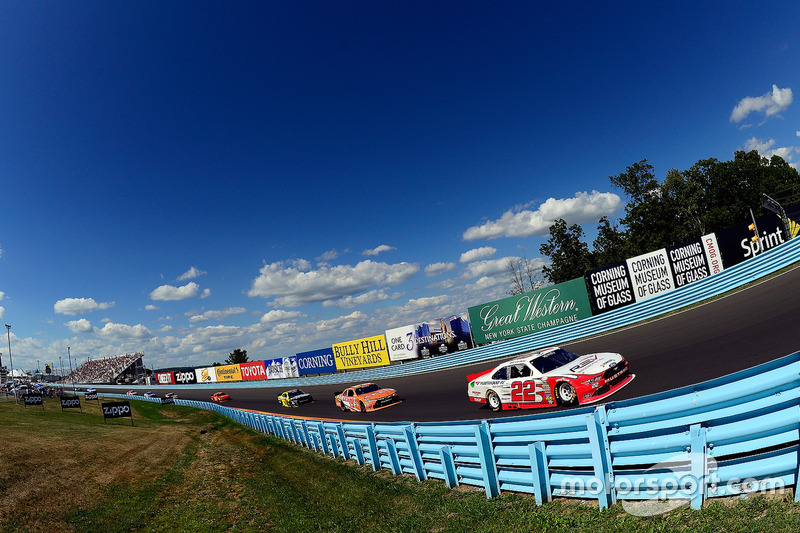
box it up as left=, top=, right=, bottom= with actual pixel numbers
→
left=513, top=151, right=800, bottom=289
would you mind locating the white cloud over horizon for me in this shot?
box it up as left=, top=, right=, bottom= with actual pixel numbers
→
left=54, top=297, right=115, bottom=316
left=150, top=282, right=211, bottom=301
left=731, top=84, right=793, bottom=124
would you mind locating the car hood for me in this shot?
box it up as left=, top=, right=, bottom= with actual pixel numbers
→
left=363, top=388, right=395, bottom=400
left=545, top=352, right=623, bottom=377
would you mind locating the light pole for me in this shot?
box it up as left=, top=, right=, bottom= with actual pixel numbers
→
left=6, top=324, right=17, bottom=403
left=68, top=346, right=76, bottom=392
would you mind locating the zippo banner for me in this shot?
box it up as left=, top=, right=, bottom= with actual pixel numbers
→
left=296, top=348, right=337, bottom=375
left=333, top=334, right=391, bottom=371
left=386, top=314, right=474, bottom=361
left=173, top=369, right=198, bottom=385
left=468, top=277, right=593, bottom=345
left=214, top=364, right=242, bottom=382
left=240, top=361, right=268, bottom=381
left=84, top=392, right=99, bottom=401
left=61, top=396, right=81, bottom=410
left=23, top=394, right=43, bottom=406
left=102, top=401, right=132, bottom=419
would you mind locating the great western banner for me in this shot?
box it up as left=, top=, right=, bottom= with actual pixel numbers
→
left=467, top=278, right=592, bottom=345
left=333, top=334, right=391, bottom=370
left=296, top=348, right=337, bottom=375
left=386, top=314, right=474, bottom=361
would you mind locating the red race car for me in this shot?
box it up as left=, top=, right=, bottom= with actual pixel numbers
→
left=334, top=382, right=400, bottom=412
left=210, top=391, right=231, bottom=402
left=467, top=346, right=634, bottom=411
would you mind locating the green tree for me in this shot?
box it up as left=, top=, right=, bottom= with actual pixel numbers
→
left=591, top=216, right=627, bottom=268
left=506, top=254, right=545, bottom=295
left=539, top=219, right=593, bottom=284
left=225, top=349, right=249, bottom=365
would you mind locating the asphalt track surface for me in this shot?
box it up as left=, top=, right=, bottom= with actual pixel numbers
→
left=102, top=265, right=800, bottom=423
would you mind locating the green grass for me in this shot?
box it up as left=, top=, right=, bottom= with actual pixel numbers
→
left=1, top=397, right=799, bottom=532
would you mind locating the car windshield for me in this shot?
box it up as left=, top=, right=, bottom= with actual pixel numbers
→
left=288, top=389, right=304, bottom=397
left=355, top=384, right=381, bottom=395
left=530, top=348, right=582, bottom=374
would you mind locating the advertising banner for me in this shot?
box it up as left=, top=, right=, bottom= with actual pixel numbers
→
left=60, top=396, right=81, bottom=410
left=265, top=357, right=299, bottom=379
left=627, top=249, right=675, bottom=302
left=23, top=393, right=43, bottom=406
left=214, top=364, right=242, bottom=382
left=102, top=401, right=132, bottom=421
left=155, top=371, right=175, bottom=385
left=240, top=361, right=268, bottom=381
left=585, top=262, right=635, bottom=314
left=666, top=234, right=720, bottom=288
left=173, top=369, right=198, bottom=385
left=296, top=348, right=337, bottom=375
left=714, top=213, right=788, bottom=269
left=84, top=392, right=99, bottom=401
left=468, top=277, right=593, bottom=345
left=196, top=367, right=217, bottom=383
left=386, top=314, right=474, bottom=361
left=333, top=334, right=391, bottom=371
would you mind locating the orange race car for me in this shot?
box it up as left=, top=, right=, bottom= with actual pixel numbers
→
left=334, top=382, right=400, bottom=412
left=211, top=391, right=231, bottom=402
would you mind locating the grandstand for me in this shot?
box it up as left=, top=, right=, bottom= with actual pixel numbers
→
left=64, top=352, right=145, bottom=384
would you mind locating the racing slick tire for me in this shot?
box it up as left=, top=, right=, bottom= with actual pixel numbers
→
left=555, top=382, right=578, bottom=407
left=359, top=401, right=366, bottom=412
left=339, top=401, right=348, bottom=412
left=487, top=390, right=502, bottom=412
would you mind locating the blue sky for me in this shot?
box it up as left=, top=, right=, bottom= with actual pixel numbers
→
left=1, top=1, right=798, bottom=373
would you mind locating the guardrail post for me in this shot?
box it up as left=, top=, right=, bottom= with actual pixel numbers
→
left=336, top=424, right=351, bottom=460
left=289, top=420, right=300, bottom=444
left=404, top=425, right=426, bottom=481
left=352, top=438, right=365, bottom=465
left=385, top=438, right=402, bottom=475
left=329, top=433, right=340, bottom=458
left=586, top=406, right=614, bottom=510
left=316, top=423, right=329, bottom=454
left=301, top=421, right=311, bottom=448
left=439, top=446, right=458, bottom=488
left=474, top=420, right=500, bottom=498
left=690, top=424, right=708, bottom=510
left=528, top=441, right=551, bottom=505
left=366, top=425, right=379, bottom=471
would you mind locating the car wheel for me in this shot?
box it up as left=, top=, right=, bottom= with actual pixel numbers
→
left=487, top=390, right=502, bottom=412
left=339, top=401, right=347, bottom=412
left=556, top=382, right=578, bottom=406
left=359, top=401, right=366, bottom=412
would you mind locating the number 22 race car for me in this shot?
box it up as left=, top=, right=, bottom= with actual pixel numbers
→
left=467, top=346, right=634, bottom=411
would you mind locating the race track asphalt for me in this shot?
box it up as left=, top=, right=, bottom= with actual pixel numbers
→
left=101, top=265, right=800, bottom=424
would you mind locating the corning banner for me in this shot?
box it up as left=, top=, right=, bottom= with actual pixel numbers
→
left=627, top=249, right=675, bottom=302
left=296, top=348, right=337, bottom=375
left=666, top=234, right=720, bottom=288
left=102, top=401, right=132, bottom=419
left=265, top=357, right=299, bottom=379
left=386, top=314, right=474, bottom=361
left=155, top=371, right=175, bottom=385
left=240, top=361, right=268, bottom=381
left=715, top=213, right=788, bottom=269
left=332, top=334, right=391, bottom=371
left=468, top=277, right=593, bottom=345
left=214, top=363, right=242, bottom=382
left=173, top=369, right=198, bottom=385
left=585, top=261, right=635, bottom=314
left=196, top=367, right=217, bottom=383
left=60, top=396, right=81, bottom=409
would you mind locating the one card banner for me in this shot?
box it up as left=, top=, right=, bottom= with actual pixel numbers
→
left=468, top=277, right=593, bottom=345
left=333, top=334, right=391, bottom=371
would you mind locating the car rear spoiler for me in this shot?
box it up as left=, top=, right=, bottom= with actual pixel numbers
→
left=466, top=368, right=493, bottom=382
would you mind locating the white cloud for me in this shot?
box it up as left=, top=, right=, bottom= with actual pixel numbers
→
left=96, top=322, right=152, bottom=341
left=317, top=249, right=339, bottom=262
left=177, top=266, right=207, bottom=281
left=145, top=304, right=159, bottom=311
left=247, top=259, right=419, bottom=307
left=744, top=137, right=799, bottom=167
left=322, top=289, right=401, bottom=309
left=0, top=306, right=4, bottom=319
left=424, top=262, right=457, bottom=277
left=149, top=282, right=210, bottom=301
left=461, top=257, right=517, bottom=279
left=65, top=318, right=93, bottom=333
left=188, top=307, right=248, bottom=323
left=0, top=291, right=4, bottom=300
left=362, top=244, right=396, bottom=256
left=463, top=191, right=621, bottom=241
left=731, top=84, right=793, bottom=123
left=314, top=310, right=368, bottom=332
left=260, top=309, right=307, bottom=324
left=54, top=297, right=115, bottom=316
left=460, top=247, right=497, bottom=263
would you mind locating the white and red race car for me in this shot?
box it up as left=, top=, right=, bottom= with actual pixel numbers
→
left=467, top=346, right=634, bottom=411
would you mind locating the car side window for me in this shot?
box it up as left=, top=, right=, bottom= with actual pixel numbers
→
left=491, top=367, right=508, bottom=380
left=347, top=389, right=354, bottom=397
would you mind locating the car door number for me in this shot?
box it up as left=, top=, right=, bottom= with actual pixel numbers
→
left=511, top=380, right=543, bottom=403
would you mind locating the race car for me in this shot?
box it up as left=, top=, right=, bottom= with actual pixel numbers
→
left=143, top=391, right=156, bottom=398
left=211, top=391, right=231, bottom=402
left=278, top=388, right=314, bottom=407
left=164, top=392, right=179, bottom=399
left=334, top=382, right=400, bottom=412
left=467, top=346, right=634, bottom=411
left=126, top=390, right=138, bottom=395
